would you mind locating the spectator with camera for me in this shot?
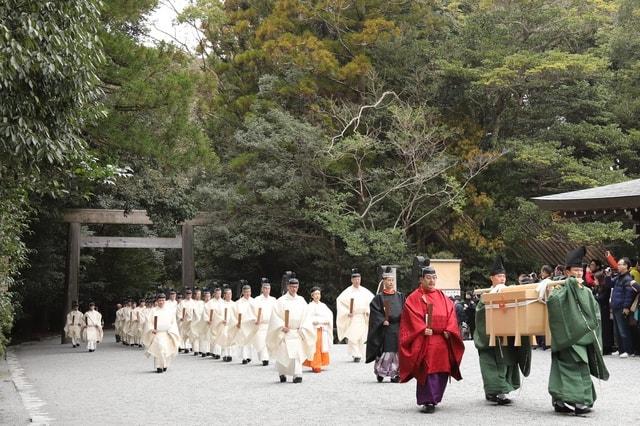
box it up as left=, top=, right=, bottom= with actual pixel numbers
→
left=584, top=259, right=601, bottom=288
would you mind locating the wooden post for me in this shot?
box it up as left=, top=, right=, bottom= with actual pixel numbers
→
left=62, top=222, right=80, bottom=344
left=514, top=298, right=521, bottom=347
left=181, top=224, right=194, bottom=288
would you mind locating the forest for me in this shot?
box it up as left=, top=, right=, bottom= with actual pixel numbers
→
left=1, top=0, right=639, bottom=350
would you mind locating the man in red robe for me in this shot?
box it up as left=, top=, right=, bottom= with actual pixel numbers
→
left=399, top=265, right=465, bottom=413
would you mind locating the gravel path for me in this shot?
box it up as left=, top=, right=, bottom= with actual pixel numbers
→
left=3, top=331, right=639, bottom=425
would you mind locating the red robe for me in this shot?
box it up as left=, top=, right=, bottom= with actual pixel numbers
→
left=399, top=287, right=465, bottom=384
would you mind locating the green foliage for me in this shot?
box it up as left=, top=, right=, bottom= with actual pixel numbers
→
left=0, top=0, right=104, bottom=167
left=0, top=292, right=14, bottom=356
left=10, top=0, right=640, bottom=341
left=90, top=33, right=217, bottom=168
left=554, top=221, right=637, bottom=245
left=180, top=0, right=640, bottom=290
left=307, top=192, right=409, bottom=262
left=0, top=0, right=107, bottom=348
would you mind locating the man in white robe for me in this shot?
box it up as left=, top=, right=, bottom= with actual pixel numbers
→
left=212, top=287, right=238, bottom=362
left=192, top=288, right=213, bottom=357
left=114, top=303, right=124, bottom=343
left=336, top=268, right=374, bottom=362
left=125, top=301, right=138, bottom=347
left=266, top=274, right=316, bottom=383
left=177, top=289, right=196, bottom=353
left=166, top=289, right=178, bottom=314
left=252, top=278, right=277, bottom=366
left=235, top=284, right=257, bottom=364
left=142, top=297, right=154, bottom=345
left=121, top=300, right=132, bottom=346
left=209, top=287, right=223, bottom=359
left=64, top=301, right=84, bottom=348
left=133, top=299, right=148, bottom=347
left=82, top=302, right=103, bottom=352
left=143, top=293, right=180, bottom=373
left=190, top=288, right=206, bottom=356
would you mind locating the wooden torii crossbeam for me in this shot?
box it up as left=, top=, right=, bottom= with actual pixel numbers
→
left=61, top=209, right=214, bottom=343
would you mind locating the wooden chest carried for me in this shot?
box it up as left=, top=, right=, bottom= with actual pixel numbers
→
left=481, top=284, right=550, bottom=346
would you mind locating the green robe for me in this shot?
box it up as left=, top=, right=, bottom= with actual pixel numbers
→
left=474, top=299, right=532, bottom=396
left=547, top=277, right=609, bottom=406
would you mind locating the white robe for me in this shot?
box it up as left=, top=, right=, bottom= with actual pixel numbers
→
left=307, top=301, right=334, bottom=352
left=165, top=299, right=178, bottom=315
left=190, top=300, right=206, bottom=334
left=114, top=308, right=125, bottom=337
left=177, top=299, right=196, bottom=346
left=121, top=306, right=133, bottom=342
left=64, top=310, right=84, bottom=340
left=131, top=307, right=145, bottom=341
left=252, top=294, right=277, bottom=353
left=82, top=310, right=103, bottom=343
left=266, top=293, right=316, bottom=376
left=212, top=300, right=238, bottom=349
left=336, top=285, right=374, bottom=343
left=191, top=299, right=214, bottom=352
left=208, top=298, right=223, bottom=354
left=136, top=307, right=149, bottom=340
left=234, top=297, right=258, bottom=347
left=143, top=305, right=180, bottom=368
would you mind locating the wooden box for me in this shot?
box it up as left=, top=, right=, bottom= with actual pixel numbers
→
left=481, top=284, right=549, bottom=346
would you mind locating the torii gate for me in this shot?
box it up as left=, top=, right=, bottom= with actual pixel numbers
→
left=61, top=209, right=214, bottom=343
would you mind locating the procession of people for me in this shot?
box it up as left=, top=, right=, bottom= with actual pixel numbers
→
left=64, top=247, right=615, bottom=415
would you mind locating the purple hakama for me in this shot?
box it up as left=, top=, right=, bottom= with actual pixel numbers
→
left=374, top=352, right=399, bottom=377
left=416, top=373, right=449, bottom=405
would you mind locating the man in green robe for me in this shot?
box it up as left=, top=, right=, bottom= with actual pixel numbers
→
left=546, top=246, right=609, bottom=415
left=474, top=256, right=531, bottom=405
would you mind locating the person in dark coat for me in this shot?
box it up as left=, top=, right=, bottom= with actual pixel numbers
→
left=607, top=257, right=636, bottom=357
left=592, top=271, right=613, bottom=355
left=455, top=297, right=465, bottom=336
left=464, top=294, right=476, bottom=339
left=366, top=269, right=406, bottom=383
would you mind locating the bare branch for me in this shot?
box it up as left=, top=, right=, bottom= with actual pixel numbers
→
left=330, top=91, right=400, bottom=148
left=150, top=22, right=194, bottom=54
left=406, top=151, right=503, bottom=229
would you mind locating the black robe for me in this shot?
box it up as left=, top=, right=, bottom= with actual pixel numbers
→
left=366, top=291, right=405, bottom=363
left=593, top=283, right=614, bottom=353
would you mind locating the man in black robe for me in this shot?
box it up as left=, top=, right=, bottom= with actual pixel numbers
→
left=366, top=267, right=406, bottom=382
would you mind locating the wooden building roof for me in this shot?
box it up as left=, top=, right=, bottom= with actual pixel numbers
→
left=532, top=179, right=640, bottom=212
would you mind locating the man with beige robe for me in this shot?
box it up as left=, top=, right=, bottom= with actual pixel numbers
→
left=143, top=293, right=180, bottom=373
left=189, top=287, right=206, bottom=356
left=212, top=287, right=238, bottom=362
left=235, top=284, right=258, bottom=364
left=125, top=301, right=138, bottom=347
left=82, top=302, right=103, bottom=352
left=133, top=299, right=148, bottom=347
left=336, top=268, right=374, bottom=362
left=266, top=274, right=316, bottom=383
left=142, top=297, right=154, bottom=339
left=177, top=288, right=196, bottom=353
left=64, top=301, right=84, bottom=348
left=209, top=286, right=223, bottom=359
left=114, top=303, right=124, bottom=343
left=121, top=300, right=133, bottom=346
left=166, top=289, right=178, bottom=314
left=192, top=288, right=214, bottom=357
left=252, top=278, right=277, bottom=366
